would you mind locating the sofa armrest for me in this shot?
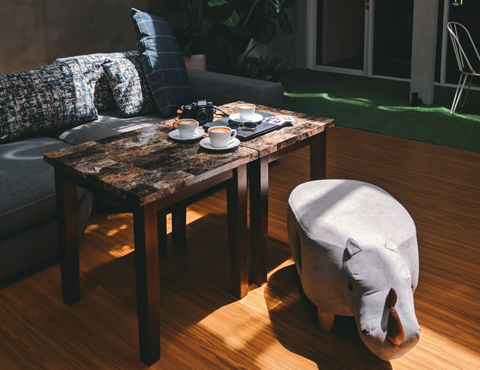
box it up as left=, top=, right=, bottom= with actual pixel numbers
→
left=187, top=69, right=284, bottom=109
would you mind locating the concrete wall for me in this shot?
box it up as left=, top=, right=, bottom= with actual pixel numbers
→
left=0, top=0, right=176, bottom=76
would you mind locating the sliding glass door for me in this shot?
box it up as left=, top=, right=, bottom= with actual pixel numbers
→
left=372, top=0, right=413, bottom=79
left=310, top=0, right=368, bottom=75
left=307, top=0, right=414, bottom=80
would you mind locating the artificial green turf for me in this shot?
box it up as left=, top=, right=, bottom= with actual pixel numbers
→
left=280, top=69, right=480, bottom=154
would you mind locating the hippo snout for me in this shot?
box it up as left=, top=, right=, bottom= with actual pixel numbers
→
left=358, top=321, right=421, bottom=361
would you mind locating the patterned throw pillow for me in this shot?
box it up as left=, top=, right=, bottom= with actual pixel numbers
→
left=55, top=50, right=139, bottom=112
left=0, top=62, right=98, bottom=143
left=102, top=58, right=156, bottom=118
left=131, top=8, right=192, bottom=116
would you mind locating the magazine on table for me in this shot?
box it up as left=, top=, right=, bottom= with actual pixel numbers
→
left=262, top=115, right=296, bottom=126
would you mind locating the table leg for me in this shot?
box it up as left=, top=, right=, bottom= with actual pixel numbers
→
left=227, top=165, right=249, bottom=298
left=157, top=209, right=168, bottom=256
left=310, top=131, right=327, bottom=180
left=133, top=203, right=160, bottom=366
left=250, top=157, right=269, bottom=286
left=172, top=202, right=187, bottom=246
left=54, top=169, right=80, bottom=305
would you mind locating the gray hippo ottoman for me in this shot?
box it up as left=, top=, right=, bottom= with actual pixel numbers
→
left=287, top=179, right=421, bottom=360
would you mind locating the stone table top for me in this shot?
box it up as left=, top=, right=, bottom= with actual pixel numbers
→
left=44, top=119, right=258, bottom=206
left=44, top=102, right=335, bottom=206
left=219, top=102, right=335, bottom=157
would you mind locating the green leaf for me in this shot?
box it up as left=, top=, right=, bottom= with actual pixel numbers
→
left=207, top=1, right=239, bottom=28
left=253, top=20, right=276, bottom=44
left=278, top=11, right=293, bottom=35
left=222, top=10, right=239, bottom=27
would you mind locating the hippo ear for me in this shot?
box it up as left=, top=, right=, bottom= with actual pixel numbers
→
left=346, top=238, right=363, bottom=257
left=385, top=238, right=398, bottom=253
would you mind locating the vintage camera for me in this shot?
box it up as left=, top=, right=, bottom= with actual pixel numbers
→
left=181, top=99, right=214, bottom=125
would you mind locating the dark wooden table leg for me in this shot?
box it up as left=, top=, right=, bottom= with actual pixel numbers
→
left=157, top=209, right=168, bottom=256
left=250, top=157, right=269, bottom=286
left=227, top=165, right=249, bottom=298
left=172, top=202, right=187, bottom=246
left=133, top=203, right=160, bottom=366
left=55, top=168, right=80, bottom=305
left=310, top=131, right=327, bottom=180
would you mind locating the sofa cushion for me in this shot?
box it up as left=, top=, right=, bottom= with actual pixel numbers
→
left=103, top=58, right=156, bottom=118
left=0, top=191, right=93, bottom=281
left=0, top=137, right=87, bottom=238
left=50, top=109, right=169, bottom=145
left=0, top=63, right=98, bottom=143
left=56, top=50, right=139, bottom=112
left=131, top=8, right=192, bottom=116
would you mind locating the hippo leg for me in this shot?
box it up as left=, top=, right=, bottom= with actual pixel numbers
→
left=317, top=308, right=335, bottom=332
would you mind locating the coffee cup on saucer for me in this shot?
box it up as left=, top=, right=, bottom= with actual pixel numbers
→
left=208, top=126, right=237, bottom=148
left=177, top=119, right=199, bottom=138
left=237, top=103, right=256, bottom=121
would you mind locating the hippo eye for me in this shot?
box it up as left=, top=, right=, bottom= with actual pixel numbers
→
left=411, top=283, right=414, bottom=289
left=361, top=329, right=369, bottom=335
left=348, top=284, right=353, bottom=291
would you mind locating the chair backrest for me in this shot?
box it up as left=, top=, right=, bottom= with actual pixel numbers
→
left=447, top=21, right=480, bottom=74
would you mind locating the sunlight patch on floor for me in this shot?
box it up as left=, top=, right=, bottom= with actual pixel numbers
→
left=390, top=325, right=480, bottom=369
left=107, top=229, right=119, bottom=236
left=268, top=259, right=295, bottom=279
left=106, top=213, right=131, bottom=220
left=186, top=209, right=207, bottom=224
left=84, top=224, right=99, bottom=233
left=284, top=92, right=372, bottom=106
left=109, top=245, right=134, bottom=258
left=377, top=104, right=451, bottom=114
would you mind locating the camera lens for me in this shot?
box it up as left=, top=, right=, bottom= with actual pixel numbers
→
left=197, top=109, right=209, bottom=124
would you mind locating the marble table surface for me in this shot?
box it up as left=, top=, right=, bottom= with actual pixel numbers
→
left=44, top=102, right=334, bottom=206
left=219, top=102, right=335, bottom=157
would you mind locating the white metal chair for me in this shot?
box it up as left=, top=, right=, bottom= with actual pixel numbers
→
left=447, top=22, right=480, bottom=115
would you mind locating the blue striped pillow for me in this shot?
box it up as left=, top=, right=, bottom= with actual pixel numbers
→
left=131, top=8, right=192, bottom=116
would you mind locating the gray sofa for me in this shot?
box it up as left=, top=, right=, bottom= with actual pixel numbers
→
left=0, top=54, right=284, bottom=281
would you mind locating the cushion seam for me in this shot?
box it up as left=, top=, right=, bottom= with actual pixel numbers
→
left=0, top=194, right=56, bottom=218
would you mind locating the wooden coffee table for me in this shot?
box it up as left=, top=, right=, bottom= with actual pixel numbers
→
left=44, top=121, right=258, bottom=366
left=44, top=102, right=334, bottom=366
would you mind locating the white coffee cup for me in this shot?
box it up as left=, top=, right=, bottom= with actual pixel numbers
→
left=208, top=126, right=237, bottom=148
left=237, top=103, right=256, bottom=121
left=177, top=119, right=199, bottom=138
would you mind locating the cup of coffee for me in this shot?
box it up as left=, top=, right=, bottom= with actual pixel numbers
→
left=208, top=126, right=237, bottom=148
left=177, top=119, right=199, bottom=138
left=237, top=103, right=256, bottom=121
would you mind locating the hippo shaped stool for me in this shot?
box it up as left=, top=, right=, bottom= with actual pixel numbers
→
left=287, top=179, right=421, bottom=360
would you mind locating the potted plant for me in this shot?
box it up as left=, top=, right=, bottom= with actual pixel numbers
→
left=169, top=0, right=239, bottom=70
left=206, top=0, right=296, bottom=75
left=239, top=55, right=292, bottom=82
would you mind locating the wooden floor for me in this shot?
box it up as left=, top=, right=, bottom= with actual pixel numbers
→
left=1, top=126, right=479, bottom=369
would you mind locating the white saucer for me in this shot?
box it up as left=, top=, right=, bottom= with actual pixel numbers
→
left=169, top=128, right=204, bottom=141
left=229, top=113, right=263, bottom=123
left=199, top=137, right=240, bottom=151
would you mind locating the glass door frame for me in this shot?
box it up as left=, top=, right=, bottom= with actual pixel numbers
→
left=306, top=0, right=374, bottom=77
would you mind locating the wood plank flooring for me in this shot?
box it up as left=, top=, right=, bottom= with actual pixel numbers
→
left=1, top=126, right=479, bottom=369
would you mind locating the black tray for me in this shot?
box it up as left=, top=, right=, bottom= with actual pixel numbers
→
left=203, top=111, right=283, bottom=142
